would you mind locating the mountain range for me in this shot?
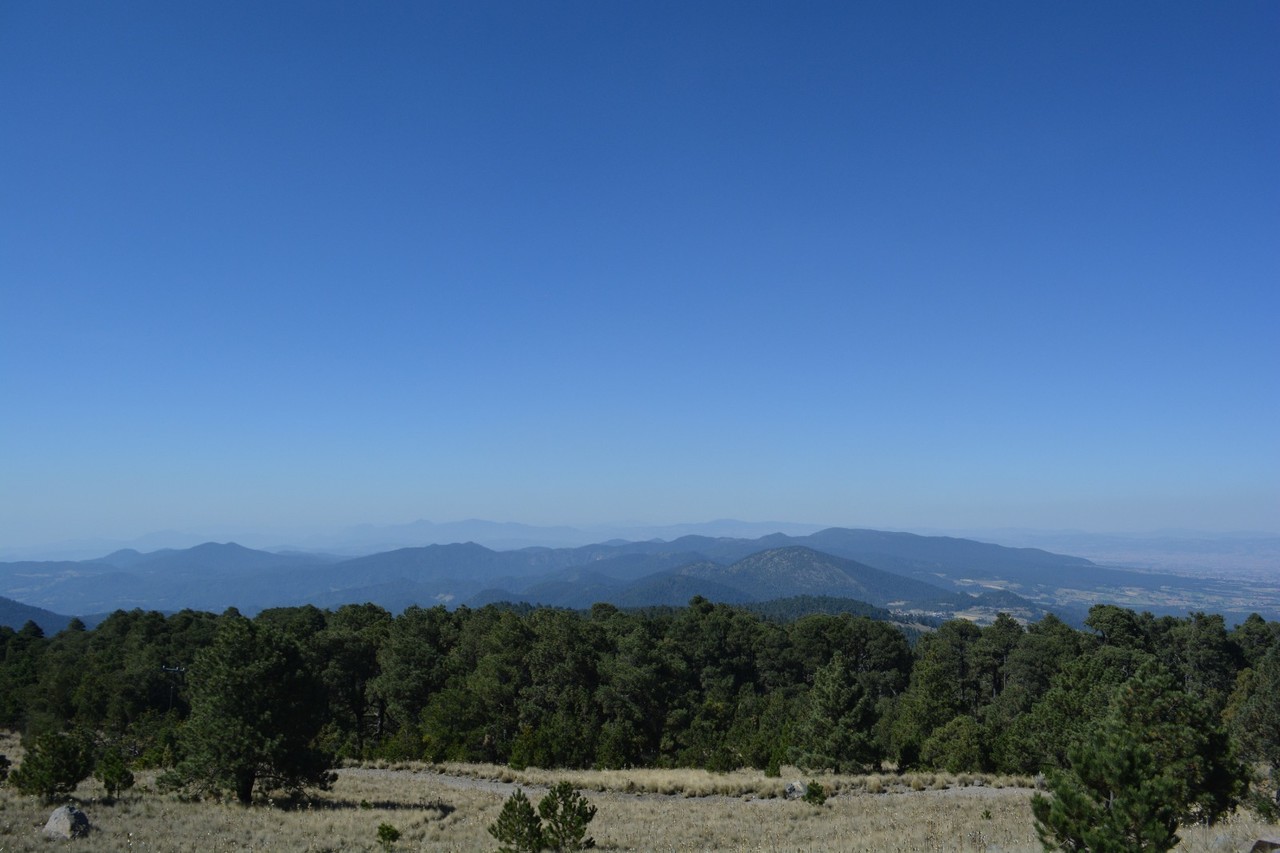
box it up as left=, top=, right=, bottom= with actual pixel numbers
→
left=4, top=526, right=1274, bottom=633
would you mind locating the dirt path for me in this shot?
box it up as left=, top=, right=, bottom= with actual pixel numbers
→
left=337, top=765, right=1036, bottom=806
left=339, top=765, right=545, bottom=797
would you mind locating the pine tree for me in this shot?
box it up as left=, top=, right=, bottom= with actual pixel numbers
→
left=8, top=729, right=94, bottom=803
left=488, top=788, right=544, bottom=853
left=1032, top=664, right=1245, bottom=852
left=95, top=744, right=135, bottom=799
left=538, top=781, right=596, bottom=851
left=169, top=614, right=334, bottom=804
left=792, top=651, right=882, bottom=773
left=1032, top=722, right=1179, bottom=852
left=488, top=783, right=598, bottom=852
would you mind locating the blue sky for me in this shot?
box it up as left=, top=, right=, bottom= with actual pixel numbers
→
left=3, top=1, right=1277, bottom=548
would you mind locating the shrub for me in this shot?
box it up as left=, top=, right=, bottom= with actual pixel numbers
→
left=538, top=781, right=597, bottom=851
left=489, top=783, right=598, bottom=852
left=377, top=822, right=401, bottom=850
left=9, top=730, right=95, bottom=802
left=802, top=780, right=826, bottom=806
left=95, top=745, right=136, bottom=799
left=489, top=788, right=544, bottom=853
left=0, top=753, right=10, bottom=785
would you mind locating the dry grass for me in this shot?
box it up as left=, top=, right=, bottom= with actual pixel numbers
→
left=374, top=761, right=1039, bottom=800
left=0, top=743, right=1274, bottom=852
left=1, top=730, right=24, bottom=763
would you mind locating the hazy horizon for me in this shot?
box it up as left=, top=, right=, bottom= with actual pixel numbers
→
left=4, top=516, right=1277, bottom=568
left=4, top=3, right=1276, bottom=549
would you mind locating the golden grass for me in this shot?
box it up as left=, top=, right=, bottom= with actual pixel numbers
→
left=0, top=747, right=1274, bottom=852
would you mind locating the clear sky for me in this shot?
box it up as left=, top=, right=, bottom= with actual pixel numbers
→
left=2, top=1, right=1277, bottom=548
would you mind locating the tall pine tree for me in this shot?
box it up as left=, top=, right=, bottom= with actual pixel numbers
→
left=1032, top=664, right=1245, bottom=852
left=169, top=614, right=334, bottom=804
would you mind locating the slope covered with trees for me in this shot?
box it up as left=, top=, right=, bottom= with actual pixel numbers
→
left=1, top=596, right=1276, bottom=831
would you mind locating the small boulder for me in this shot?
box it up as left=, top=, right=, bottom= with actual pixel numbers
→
left=784, top=780, right=806, bottom=800
left=42, top=805, right=91, bottom=840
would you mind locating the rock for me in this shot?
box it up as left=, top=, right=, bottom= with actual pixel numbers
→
left=784, top=780, right=806, bottom=800
left=42, top=805, right=91, bottom=840
left=1250, top=840, right=1280, bottom=853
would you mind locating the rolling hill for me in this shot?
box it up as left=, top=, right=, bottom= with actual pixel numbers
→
left=1, top=526, right=1269, bottom=624
left=0, top=595, right=73, bottom=634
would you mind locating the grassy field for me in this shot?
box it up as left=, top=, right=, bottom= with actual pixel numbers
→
left=0, top=735, right=1276, bottom=851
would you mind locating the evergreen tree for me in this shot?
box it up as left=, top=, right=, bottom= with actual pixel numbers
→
left=170, top=614, right=334, bottom=804
left=537, top=781, right=596, bottom=851
left=8, top=729, right=94, bottom=802
left=791, top=651, right=881, bottom=772
left=1033, top=721, right=1179, bottom=852
left=1226, top=644, right=1280, bottom=811
left=889, top=619, right=982, bottom=768
left=94, top=743, right=135, bottom=799
left=1032, top=664, right=1245, bottom=852
left=489, top=788, right=544, bottom=853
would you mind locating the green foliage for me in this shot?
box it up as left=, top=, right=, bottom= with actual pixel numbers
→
left=1228, top=646, right=1280, bottom=773
left=170, top=613, right=335, bottom=804
left=538, top=781, right=597, bottom=851
left=488, top=783, right=597, bottom=853
left=127, top=709, right=184, bottom=769
left=8, top=729, right=94, bottom=802
left=889, top=619, right=981, bottom=768
left=377, top=822, right=401, bottom=850
left=919, top=714, right=984, bottom=773
left=802, top=780, right=826, bottom=806
left=489, top=788, right=544, bottom=853
left=1159, top=612, right=1239, bottom=715
left=1085, top=604, right=1151, bottom=650
left=1031, top=664, right=1246, bottom=852
left=0, top=621, right=47, bottom=730
left=95, top=743, right=135, bottom=798
left=315, top=603, right=392, bottom=758
left=743, top=595, right=898, bottom=623
left=1032, top=726, right=1179, bottom=852
left=514, top=610, right=605, bottom=770
left=792, top=651, right=883, bottom=773
left=1, top=595, right=1274, bottom=801
left=995, top=645, right=1154, bottom=774
left=420, top=608, right=531, bottom=764
left=0, top=752, right=10, bottom=784
left=1230, top=613, right=1279, bottom=670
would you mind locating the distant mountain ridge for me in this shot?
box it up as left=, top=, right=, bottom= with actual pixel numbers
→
left=0, top=518, right=829, bottom=561
left=1, top=526, right=1273, bottom=626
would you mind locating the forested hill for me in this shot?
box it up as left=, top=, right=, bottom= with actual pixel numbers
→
left=0, top=596, right=71, bottom=635
left=1, top=599, right=1275, bottom=808
left=0, top=527, right=1273, bottom=625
